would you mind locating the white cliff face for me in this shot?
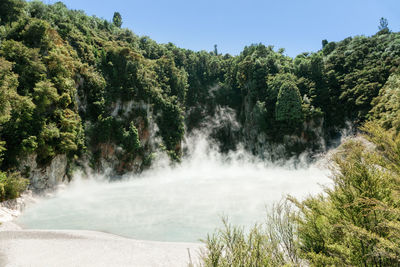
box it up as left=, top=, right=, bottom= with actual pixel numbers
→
left=19, top=154, right=68, bottom=192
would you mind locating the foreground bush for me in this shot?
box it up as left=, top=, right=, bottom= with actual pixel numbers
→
left=199, top=122, right=400, bottom=266
left=294, top=122, right=400, bottom=266
left=0, top=171, right=29, bottom=201
left=198, top=202, right=302, bottom=267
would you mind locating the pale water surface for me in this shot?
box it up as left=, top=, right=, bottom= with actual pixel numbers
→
left=18, top=137, right=331, bottom=242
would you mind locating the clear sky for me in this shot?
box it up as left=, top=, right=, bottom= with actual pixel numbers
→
left=40, top=0, right=400, bottom=57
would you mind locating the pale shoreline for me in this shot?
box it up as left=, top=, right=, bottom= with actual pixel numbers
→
left=0, top=195, right=202, bottom=267
left=0, top=229, right=201, bottom=267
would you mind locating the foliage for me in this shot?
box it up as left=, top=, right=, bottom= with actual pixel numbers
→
left=0, top=57, right=18, bottom=124
left=0, top=0, right=25, bottom=25
left=378, top=17, right=389, bottom=31
left=0, top=11, right=84, bottom=168
left=370, top=71, right=400, bottom=132
left=112, top=12, right=122, bottom=28
left=0, top=171, right=29, bottom=201
left=0, top=1, right=398, bottom=263
left=122, top=122, right=140, bottom=154
left=275, top=81, right=303, bottom=127
left=199, top=202, right=301, bottom=267
left=292, top=122, right=400, bottom=266
left=0, top=0, right=400, bottom=186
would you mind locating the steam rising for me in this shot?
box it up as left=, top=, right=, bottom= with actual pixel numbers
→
left=18, top=132, right=330, bottom=242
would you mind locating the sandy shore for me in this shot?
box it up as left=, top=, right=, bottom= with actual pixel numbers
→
left=0, top=229, right=201, bottom=267
left=0, top=194, right=202, bottom=267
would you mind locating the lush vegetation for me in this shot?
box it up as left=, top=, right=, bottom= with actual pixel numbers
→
left=199, top=202, right=301, bottom=267
left=200, top=121, right=400, bottom=266
left=0, top=171, right=28, bottom=201
left=0, top=0, right=399, bottom=264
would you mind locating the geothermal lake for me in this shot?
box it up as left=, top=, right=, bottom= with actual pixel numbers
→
left=17, top=138, right=330, bottom=242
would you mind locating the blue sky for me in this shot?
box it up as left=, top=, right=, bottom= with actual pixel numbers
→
left=40, top=0, right=399, bottom=57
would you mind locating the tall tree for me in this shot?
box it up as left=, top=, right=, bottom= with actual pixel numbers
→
left=321, top=39, right=328, bottom=48
left=113, top=12, right=122, bottom=28
left=378, top=17, right=389, bottom=31
left=275, top=81, right=303, bottom=125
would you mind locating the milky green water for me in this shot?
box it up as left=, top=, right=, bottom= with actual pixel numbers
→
left=18, top=137, right=330, bottom=242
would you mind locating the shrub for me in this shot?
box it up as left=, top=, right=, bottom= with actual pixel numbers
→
left=199, top=201, right=301, bottom=267
left=0, top=171, right=29, bottom=201
left=293, top=122, right=400, bottom=266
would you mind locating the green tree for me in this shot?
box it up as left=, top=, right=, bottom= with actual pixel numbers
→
left=370, top=71, right=400, bottom=132
left=122, top=122, right=141, bottom=154
left=321, top=39, right=328, bottom=48
left=0, top=40, right=47, bottom=96
left=0, top=0, right=25, bottom=25
left=213, top=44, right=218, bottom=56
left=378, top=17, right=389, bottom=31
left=0, top=58, right=18, bottom=124
left=275, top=81, right=303, bottom=125
left=113, top=12, right=122, bottom=28
left=0, top=58, right=18, bottom=165
left=33, top=80, right=59, bottom=114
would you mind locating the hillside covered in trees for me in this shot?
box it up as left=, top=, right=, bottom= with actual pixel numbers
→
left=0, top=0, right=399, bottom=199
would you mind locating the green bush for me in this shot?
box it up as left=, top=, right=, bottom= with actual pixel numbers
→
left=199, top=202, right=301, bottom=267
left=293, top=122, right=400, bottom=266
left=0, top=171, right=29, bottom=201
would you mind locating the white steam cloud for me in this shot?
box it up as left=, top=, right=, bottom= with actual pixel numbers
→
left=18, top=130, right=331, bottom=242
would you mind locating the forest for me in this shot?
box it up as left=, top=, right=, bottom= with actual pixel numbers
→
left=0, top=0, right=400, bottom=265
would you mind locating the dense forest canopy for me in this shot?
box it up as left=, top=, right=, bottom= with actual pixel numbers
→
left=0, top=0, right=399, bottom=199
